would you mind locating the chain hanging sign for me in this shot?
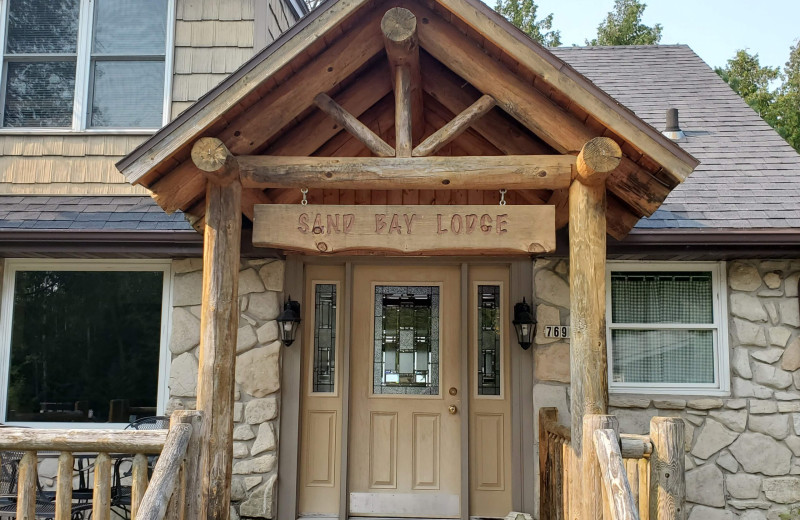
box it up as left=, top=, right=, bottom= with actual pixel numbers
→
left=252, top=204, right=556, bottom=255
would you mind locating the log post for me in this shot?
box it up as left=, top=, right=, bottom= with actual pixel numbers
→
left=649, top=418, right=685, bottom=520
left=568, top=137, right=622, bottom=519
left=381, top=7, right=423, bottom=151
left=192, top=137, right=243, bottom=520
left=171, top=410, right=204, bottom=520
left=16, top=451, right=37, bottom=520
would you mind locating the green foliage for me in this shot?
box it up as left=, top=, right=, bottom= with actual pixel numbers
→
left=716, top=43, right=800, bottom=153
left=715, top=50, right=780, bottom=119
left=774, top=41, right=800, bottom=152
left=494, top=0, right=561, bottom=47
left=588, top=0, right=662, bottom=46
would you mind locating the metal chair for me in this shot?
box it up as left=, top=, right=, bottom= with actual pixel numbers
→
left=111, top=417, right=170, bottom=519
left=0, top=451, right=90, bottom=520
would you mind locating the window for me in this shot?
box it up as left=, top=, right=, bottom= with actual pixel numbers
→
left=373, top=285, right=440, bottom=395
left=0, top=0, right=174, bottom=130
left=606, top=262, right=729, bottom=395
left=312, top=283, right=337, bottom=393
left=0, top=260, right=172, bottom=426
left=476, top=284, right=502, bottom=396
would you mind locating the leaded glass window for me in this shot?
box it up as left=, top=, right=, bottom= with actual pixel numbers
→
left=477, top=285, right=501, bottom=395
left=609, top=271, right=717, bottom=385
left=373, top=286, right=439, bottom=395
left=312, top=284, right=336, bottom=393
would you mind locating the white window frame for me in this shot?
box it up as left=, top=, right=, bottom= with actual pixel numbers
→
left=0, top=258, right=173, bottom=428
left=606, top=261, right=729, bottom=396
left=0, top=0, right=175, bottom=134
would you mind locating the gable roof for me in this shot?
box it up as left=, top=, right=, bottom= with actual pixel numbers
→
left=115, top=0, right=698, bottom=240
left=552, top=45, right=800, bottom=230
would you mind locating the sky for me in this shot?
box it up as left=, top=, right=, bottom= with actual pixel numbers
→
left=532, top=0, right=800, bottom=71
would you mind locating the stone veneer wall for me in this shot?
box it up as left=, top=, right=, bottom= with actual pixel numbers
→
left=532, top=258, right=800, bottom=520
left=166, top=257, right=285, bottom=520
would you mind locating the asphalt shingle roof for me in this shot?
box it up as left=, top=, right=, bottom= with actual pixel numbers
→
left=551, top=44, right=800, bottom=229
left=0, top=196, right=192, bottom=231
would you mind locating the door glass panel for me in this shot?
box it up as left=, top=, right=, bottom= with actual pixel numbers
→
left=312, top=283, right=336, bottom=393
left=477, top=285, right=501, bottom=395
left=373, top=286, right=439, bottom=395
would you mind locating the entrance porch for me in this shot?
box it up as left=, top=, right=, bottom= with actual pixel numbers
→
left=0, top=0, right=698, bottom=517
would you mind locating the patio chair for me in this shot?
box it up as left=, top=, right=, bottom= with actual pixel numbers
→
left=0, top=451, right=91, bottom=520
left=111, top=417, right=169, bottom=519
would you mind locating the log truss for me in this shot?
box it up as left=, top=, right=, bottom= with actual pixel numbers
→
left=133, top=0, right=697, bottom=240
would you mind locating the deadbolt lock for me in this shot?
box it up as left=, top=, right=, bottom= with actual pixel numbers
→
left=449, top=387, right=458, bottom=396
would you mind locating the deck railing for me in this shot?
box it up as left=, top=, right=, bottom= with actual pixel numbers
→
left=0, top=410, right=202, bottom=520
left=539, top=408, right=571, bottom=520
left=538, top=409, right=685, bottom=520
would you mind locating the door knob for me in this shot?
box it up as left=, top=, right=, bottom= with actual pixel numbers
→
left=448, top=405, right=457, bottom=415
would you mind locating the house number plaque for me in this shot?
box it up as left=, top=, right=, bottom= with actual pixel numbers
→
left=253, top=204, right=556, bottom=255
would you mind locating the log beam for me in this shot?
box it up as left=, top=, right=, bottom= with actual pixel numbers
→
left=313, top=93, right=395, bottom=157
left=413, top=3, right=669, bottom=216
left=382, top=7, right=424, bottom=148
left=195, top=168, right=242, bottom=520
left=238, top=154, right=573, bottom=190
left=413, top=94, right=496, bottom=157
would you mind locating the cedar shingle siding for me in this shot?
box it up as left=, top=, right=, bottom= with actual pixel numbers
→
left=0, top=0, right=299, bottom=197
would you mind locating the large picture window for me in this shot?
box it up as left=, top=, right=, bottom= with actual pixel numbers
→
left=0, top=260, right=172, bottom=425
left=0, top=0, right=173, bottom=130
left=606, top=262, right=729, bottom=395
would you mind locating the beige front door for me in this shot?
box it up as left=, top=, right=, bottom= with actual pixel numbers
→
left=348, top=265, right=462, bottom=518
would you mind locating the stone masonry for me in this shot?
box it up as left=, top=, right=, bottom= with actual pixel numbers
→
left=167, top=257, right=285, bottom=520
left=532, top=258, right=800, bottom=520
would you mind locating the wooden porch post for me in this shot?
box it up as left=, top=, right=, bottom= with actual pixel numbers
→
left=192, top=138, right=243, bottom=520
left=568, top=137, right=622, bottom=519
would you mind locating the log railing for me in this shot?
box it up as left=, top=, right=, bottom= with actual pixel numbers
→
left=619, top=433, right=652, bottom=520
left=539, top=408, right=571, bottom=520
left=0, top=410, right=201, bottom=520
left=539, top=410, right=685, bottom=520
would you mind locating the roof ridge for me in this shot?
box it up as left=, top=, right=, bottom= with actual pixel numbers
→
left=551, top=44, right=691, bottom=50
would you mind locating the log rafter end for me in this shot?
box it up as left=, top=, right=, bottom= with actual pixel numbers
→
left=575, top=137, right=623, bottom=186
left=191, top=137, right=240, bottom=186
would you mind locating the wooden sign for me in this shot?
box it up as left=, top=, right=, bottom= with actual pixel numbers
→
left=253, top=204, right=555, bottom=255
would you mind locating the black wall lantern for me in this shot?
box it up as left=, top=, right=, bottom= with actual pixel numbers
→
left=276, top=297, right=302, bottom=347
left=513, top=298, right=536, bottom=350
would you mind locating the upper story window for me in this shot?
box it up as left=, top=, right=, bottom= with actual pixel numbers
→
left=0, top=0, right=173, bottom=131
left=606, top=261, right=729, bottom=396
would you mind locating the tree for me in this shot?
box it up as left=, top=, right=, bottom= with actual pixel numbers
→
left=715, top=50, right=780, bottom=124
left=773, top=41, right=800, bottom=151
left=716, top=44, right=800, bottom=154
left=588, top=0, right=662, bottom=46
left=494, top=0, right=561, bottom=47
